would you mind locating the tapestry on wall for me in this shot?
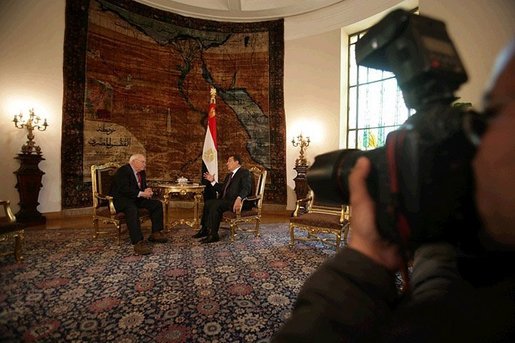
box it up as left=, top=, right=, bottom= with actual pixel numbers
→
left=62, top=0, right=286, bottom=208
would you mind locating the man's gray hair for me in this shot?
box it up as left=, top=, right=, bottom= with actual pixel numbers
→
left=129, top=154, right=145, bottom=163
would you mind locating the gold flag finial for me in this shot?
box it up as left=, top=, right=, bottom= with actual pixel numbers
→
left=210, top=87, right=216, bottom=103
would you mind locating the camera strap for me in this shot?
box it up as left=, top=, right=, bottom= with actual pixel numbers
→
left=386, top=129, right=412, bottom=291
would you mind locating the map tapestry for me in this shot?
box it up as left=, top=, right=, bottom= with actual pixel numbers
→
left=61, top=0, right=286, bottom=208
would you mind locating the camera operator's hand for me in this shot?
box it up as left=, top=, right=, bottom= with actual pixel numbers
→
left=348, top=157, right=403, bottom=271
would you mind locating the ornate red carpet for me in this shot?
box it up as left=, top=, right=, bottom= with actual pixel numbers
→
left=0, top=224, right=336, bottom=342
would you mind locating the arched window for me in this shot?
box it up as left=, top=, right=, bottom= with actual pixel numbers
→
left=346, top=12, right=418, bottom=150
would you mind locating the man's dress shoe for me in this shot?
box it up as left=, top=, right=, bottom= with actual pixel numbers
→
left=201, top=234, right=220, bottom=244
left=192, top=229, right=208, bottom=239
left=148, top=231, right=168, bottom=243
left=134, top=241, right=152, bottom=255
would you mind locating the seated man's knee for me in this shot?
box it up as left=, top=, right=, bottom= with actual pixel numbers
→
left=125, top=202, right=138, bottom=211
left=149, top=199, right=163, bottom=211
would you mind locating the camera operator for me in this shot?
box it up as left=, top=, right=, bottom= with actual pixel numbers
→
left=272, top=41, right=515, bottom=343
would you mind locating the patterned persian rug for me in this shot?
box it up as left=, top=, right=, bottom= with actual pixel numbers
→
left=0, top=224, right=337, bottom=342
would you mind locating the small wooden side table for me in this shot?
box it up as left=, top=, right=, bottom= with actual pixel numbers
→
left=157, top=183, right=205, bottom=231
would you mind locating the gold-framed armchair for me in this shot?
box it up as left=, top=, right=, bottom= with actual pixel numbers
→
left=0, top=200, right=24, bottom=262
left=91, top=162, right=149, bottom=241
left=289, top=190, right=351, bottom=250
left=222, top=166, right=267, bottom=241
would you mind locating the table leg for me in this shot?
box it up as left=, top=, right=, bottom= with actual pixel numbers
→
left=163, top=194, right=170, bottom=230
left=193, top=193, right=203, bottom=230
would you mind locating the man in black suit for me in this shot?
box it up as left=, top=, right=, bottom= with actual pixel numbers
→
left=110, top=154, right=167, bottom=255
left=193, top=154, right=252, bottom=243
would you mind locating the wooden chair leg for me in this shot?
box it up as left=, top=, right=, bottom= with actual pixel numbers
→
left=230, top=224, right=236, bottom=241
left=254, top=219, right=261, bottom=237
left=335, top=233, right=342, bottom=251
left=14, top=232, right=24, bottom=262
left=289, top=223, right=295, bottom=247
left=93, top=218, right=99, bottom=239
left=117, top=224, right=122, bottom=244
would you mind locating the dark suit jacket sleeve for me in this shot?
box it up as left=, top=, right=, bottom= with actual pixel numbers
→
left=213, top=168, right=252, bottom=202
left=212, top=176, right=226, bottom=194
left=211, top=173, right=235, bottom=195
left=110, top=164, right=140, bottom=200
left=236, top=168, right=252, bottom=199
left=226, top=168, right=252, bottom=201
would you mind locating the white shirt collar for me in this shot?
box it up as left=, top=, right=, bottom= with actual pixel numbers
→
left=231, top=166, right=241, bottom=175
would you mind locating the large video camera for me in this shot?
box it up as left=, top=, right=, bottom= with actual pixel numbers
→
left=308, top=9, right=487, bottom=254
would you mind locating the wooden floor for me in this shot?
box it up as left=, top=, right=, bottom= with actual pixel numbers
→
left=30, top=207, right=292, bottom=231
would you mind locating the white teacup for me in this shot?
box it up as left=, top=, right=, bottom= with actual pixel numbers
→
left=177, top=176, right=188, bottom=184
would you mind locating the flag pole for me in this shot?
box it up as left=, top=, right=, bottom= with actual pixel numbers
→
left=202, top=87, right=218, bottom=199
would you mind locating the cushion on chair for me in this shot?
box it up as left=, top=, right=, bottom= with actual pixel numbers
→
left=223, top=208, right=259, bottom=219
left=290, top=212, right=345, bottom=230
left=95, top=207, right=116, bottom=218
left=95, top=207, right=149, bottom=220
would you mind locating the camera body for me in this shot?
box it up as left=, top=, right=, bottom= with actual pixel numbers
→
left=308, top=10, right=485, bottom=253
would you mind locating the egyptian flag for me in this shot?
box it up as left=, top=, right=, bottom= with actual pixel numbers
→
left=202, top=88, right=218, bottom=199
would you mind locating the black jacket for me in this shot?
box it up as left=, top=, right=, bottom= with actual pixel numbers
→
left=109, top=164, right=146, bottom=209
left=272, top=244, right=515, bottom=342
left=211, top=167, right=252, bottom=203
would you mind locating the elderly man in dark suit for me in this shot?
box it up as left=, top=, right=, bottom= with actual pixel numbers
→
left=193, top=154, right=252, bottom=243
left=110, top=154, right=167, bottom=255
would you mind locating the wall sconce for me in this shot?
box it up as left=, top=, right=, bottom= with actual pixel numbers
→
left=292, top=133, right=310, bottom=166
left=12, top=108, right=48, bottom=155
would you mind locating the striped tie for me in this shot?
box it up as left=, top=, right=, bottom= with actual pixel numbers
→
left=137, top=172, right=143, bottom=190
left=222, top=173, right=233, bottom=198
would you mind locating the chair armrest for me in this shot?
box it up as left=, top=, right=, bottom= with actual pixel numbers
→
left=293, top=194, right=313, bottom=217
left=295, top=194, right=313, bottom=206
left=232, top=195, right=262, bottom=215
left=233, top=196, right=253, bottom=214
left=94, top=193, right=117, bottom=214
left=243, top=195, right=261, bottom=202
left=341, top=204, right=351, bottom=225
left=0, top=200, right=17, bottom=223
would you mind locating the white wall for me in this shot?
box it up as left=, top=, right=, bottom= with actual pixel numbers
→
left=0, top=0, right=514, bottom=214
left=0, top=0, right=65, bottom=214
left=420, top=0, right=515, bottom=106
left=284, top=0, right=515, bottom=209
left=284, top=29, right=341, bottom=209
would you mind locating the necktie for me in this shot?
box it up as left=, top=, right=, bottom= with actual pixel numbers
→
left=137, top=172, right=143, bottom=190
left=222, top=173, right=233, bottom=198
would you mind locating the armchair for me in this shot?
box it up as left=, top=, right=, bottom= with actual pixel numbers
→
left=0, top=200, right=24, bottom=261
left=91, top=162, right=149, bottom=241
left=289, top=190, right=351, bottom=250
left=222, top=166, right=267, bottom=241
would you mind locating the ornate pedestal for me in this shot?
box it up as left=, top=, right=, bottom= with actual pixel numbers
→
left=293, top=163, right=310, bottom=201
left=293, top=163, right=310, bottom=215
left=14, top=154, right=46, bottom=226
left=291, top=133, right=311, bottom=212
